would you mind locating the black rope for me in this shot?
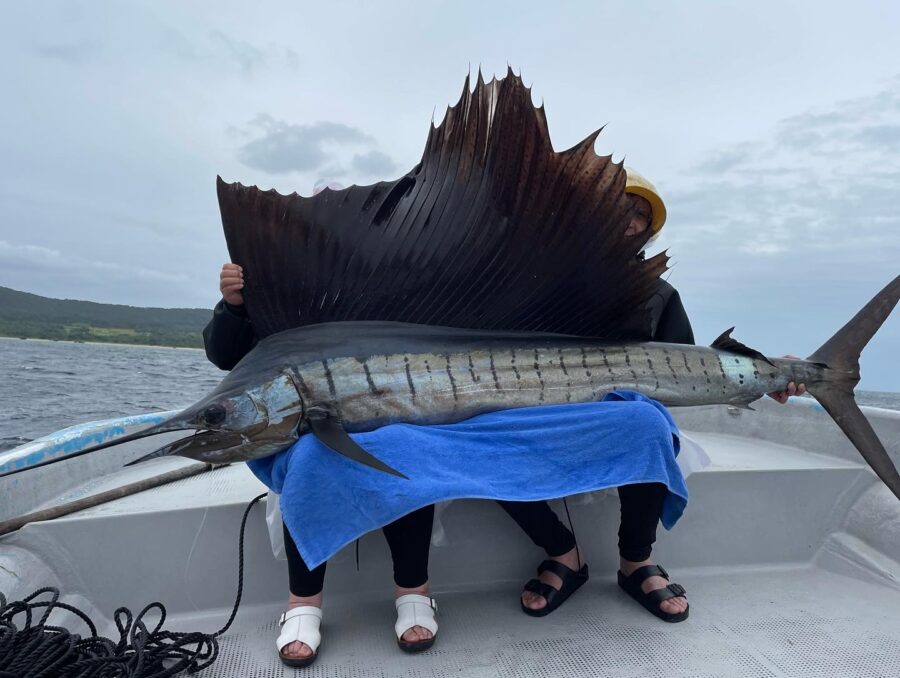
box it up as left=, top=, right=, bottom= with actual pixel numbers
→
left=213, top=492, right=267, bottom=639
left=0, top=492, right=267, bottom=678
left=561, top=497, right=582, bottom=570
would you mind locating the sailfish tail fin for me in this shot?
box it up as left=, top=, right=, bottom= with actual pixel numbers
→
left=806, top=275, right=900, bottom=500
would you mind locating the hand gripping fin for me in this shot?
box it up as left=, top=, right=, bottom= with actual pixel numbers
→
left=307, top=407, right=408, bottom=479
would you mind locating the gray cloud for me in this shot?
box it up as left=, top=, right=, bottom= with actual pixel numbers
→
left=209, top=30, right=267, bottom=74
left=148, top=25, right=299, bottom=75
left=34, top=40, right=101, bottom=64
left=284, top=48, right=300, bottom=71
left=772, top=84, right=900, bottom=158
left=236, top=115, right=399, bottom=177
left=0, top=241, right=190, bottom=285
left=315, top=165, right=348, bottom=181
left=854, top=124, right=900, bottom=148
left=691, top=143, right=755, bottom=175
left=690, top=83, right=900, bottom=176
left=154, top=25, right=204, bottom=62
left=352, top=149, right=398, bottom=176
left=0, top=240, right=207, bottom=307
left=679, top=79, right=900, bottom=260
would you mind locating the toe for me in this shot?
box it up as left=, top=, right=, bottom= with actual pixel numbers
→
left=660, top=597, right=687, bottom=614
left=402, top=625, right=433, bottom=643
left=522, top=592, right=547, bottom=610
left=282, top=641, right=312, bottom=659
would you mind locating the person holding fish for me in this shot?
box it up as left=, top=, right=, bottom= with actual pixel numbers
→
left=204, top=181, right=439, bottom=668
left=206, top=168, right=810, bottom=660
left=191, top=75, right=897, bottom=668
left=497, top=168, right=806, bottom=622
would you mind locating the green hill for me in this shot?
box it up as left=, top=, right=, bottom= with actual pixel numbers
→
left=0, top=287, right=212, bottom=348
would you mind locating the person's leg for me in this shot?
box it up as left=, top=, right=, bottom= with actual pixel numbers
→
left=498, top=500, right=585, bottom=612
left=617, top=483, right=687, bottom=616
left=281, top=522, right=326, bottom=660
left=498, top=500, right=576, bottom=557
left=617, top=482, right=667, bottom=562
left=382, top=505, right=436, bottom=644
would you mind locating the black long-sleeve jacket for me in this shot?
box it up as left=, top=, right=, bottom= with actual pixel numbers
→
left=646, top=279, right=694, bottom=346
left=202, top=280, right=695, bottom=371
left=202, top=301, right=257, bottom=370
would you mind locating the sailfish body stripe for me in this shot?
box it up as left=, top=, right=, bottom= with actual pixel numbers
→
left=293, top=342, right=791, bottom=433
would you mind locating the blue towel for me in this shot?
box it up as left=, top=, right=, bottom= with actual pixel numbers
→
left=248, top=390, right=688, bottom=568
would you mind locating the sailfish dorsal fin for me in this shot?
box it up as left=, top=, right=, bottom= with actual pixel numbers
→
left=217, top=69, right=668, bottom=340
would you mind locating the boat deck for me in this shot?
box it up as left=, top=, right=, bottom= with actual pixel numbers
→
left=200, top=566, right=900, bottom=678
left=2, top=400, right=900, bottom=676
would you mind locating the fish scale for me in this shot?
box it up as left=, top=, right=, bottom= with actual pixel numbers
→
left=296, top=343, right=792, bottom=434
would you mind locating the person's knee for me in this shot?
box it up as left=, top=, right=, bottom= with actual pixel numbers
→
left=628, top=401, right=672, bottom=440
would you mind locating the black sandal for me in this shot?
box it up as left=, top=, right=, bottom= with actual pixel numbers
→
left=521, top=559, right=589, bottom=617
left=617, top=564, right=689, bottom=623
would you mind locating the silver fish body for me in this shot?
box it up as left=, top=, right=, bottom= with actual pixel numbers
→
left=182, top=286, right=900, bottom=502
left=185, top=321, right=821, bottom=463
left=292, top=342, right=805, bottom=435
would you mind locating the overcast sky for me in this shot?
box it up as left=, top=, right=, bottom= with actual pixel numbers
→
left=0, top=1, right=897, bottom=389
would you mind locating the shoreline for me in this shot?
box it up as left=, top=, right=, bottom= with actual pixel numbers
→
left=0, top=335, right=204, bottom=352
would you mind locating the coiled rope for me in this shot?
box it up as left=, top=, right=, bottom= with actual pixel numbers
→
left=0, top=492, right=267, bottom=677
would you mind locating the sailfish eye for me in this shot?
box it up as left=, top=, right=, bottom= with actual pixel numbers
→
left=201, top=404, right=227, bottom=426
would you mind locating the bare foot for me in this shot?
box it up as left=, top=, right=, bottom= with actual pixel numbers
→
left=521, top=546, right=585, bottom=611
left=280, top=591, right=322, bottom=660
left=619, top=558, right=688, bottom=615
left=396, top=582, right=433, bottom=644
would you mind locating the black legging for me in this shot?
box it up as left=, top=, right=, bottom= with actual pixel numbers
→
left=284, top=505, right=435, bottom=597
left=498, top=482, right=668, bottom=563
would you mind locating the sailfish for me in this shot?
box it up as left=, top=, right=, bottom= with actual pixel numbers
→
left=2, top=70, right=898, bottom=501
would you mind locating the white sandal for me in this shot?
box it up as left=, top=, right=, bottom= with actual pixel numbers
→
left=276, top=606, right=322, bottom=668
left=394, top=594, right=438, bottom=653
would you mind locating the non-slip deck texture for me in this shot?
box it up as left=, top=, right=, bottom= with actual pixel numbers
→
left=199, top=568, right=900, bottom=678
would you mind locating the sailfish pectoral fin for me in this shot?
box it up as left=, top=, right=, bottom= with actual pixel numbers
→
left=307, top=409, right=408, bottom=479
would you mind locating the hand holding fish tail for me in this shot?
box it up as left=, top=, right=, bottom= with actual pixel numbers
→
left=767, top=355, right=807, bottom=404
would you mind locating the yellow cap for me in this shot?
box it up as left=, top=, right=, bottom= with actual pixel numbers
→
left=624, top=167, right=667, bottom=234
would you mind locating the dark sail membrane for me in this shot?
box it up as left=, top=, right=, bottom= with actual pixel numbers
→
left=218, top=69, right=667, bottom=340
